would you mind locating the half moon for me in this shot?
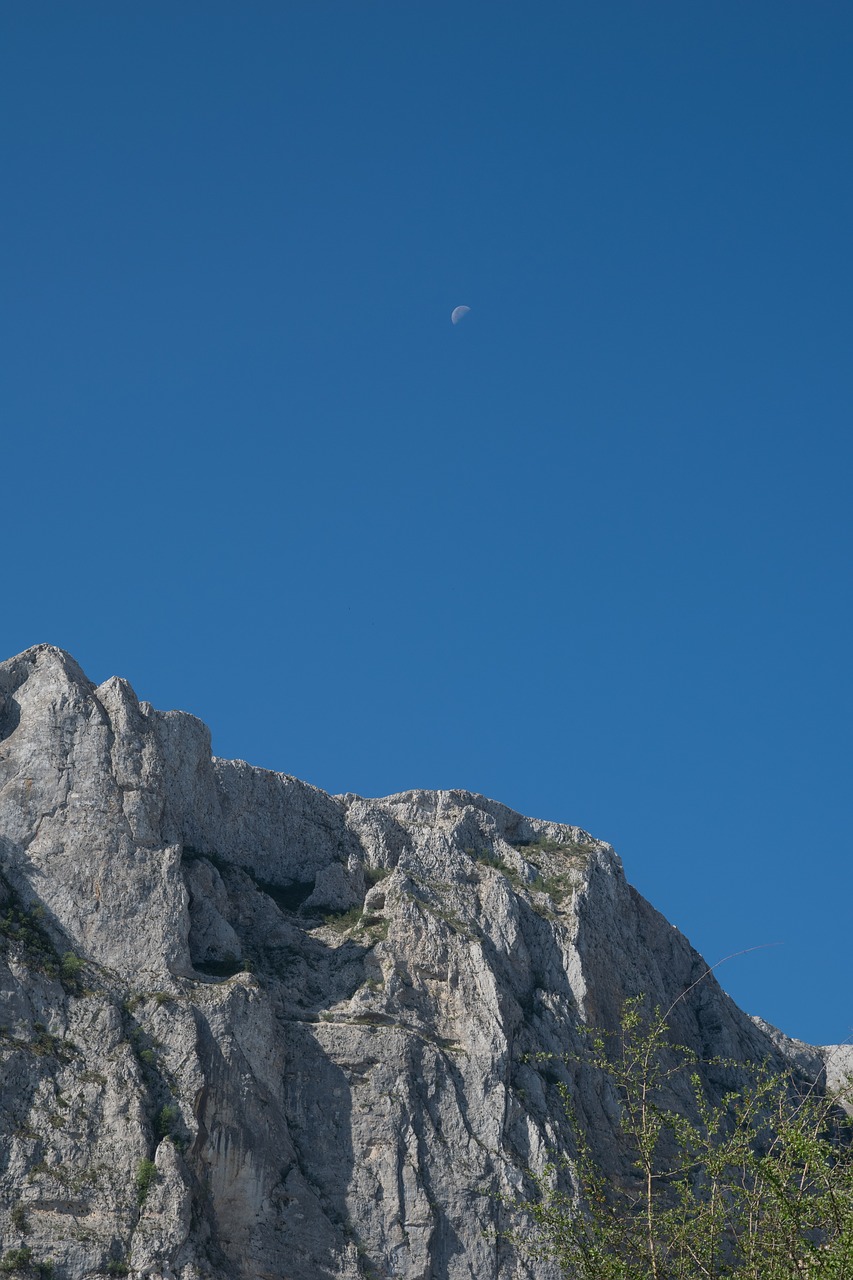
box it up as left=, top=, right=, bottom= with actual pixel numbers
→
left=451, top=305, right=471, bottom=325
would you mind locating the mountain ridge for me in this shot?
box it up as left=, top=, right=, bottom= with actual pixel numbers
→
left=0, top=644, right=844, bottom=1280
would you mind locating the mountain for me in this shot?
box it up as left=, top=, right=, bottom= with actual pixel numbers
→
left=0, top=645, right=839, bottom=1280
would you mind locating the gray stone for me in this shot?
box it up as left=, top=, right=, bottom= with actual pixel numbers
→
left=0, top=644, right=846, bottom=1280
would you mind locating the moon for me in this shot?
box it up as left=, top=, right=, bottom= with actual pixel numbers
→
left=451, top=305, right=471, bottom=325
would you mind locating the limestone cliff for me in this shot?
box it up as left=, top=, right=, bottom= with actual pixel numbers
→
left=0, top=645, right=838, bottom=1279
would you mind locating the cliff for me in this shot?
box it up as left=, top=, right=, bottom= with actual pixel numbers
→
left=0, top=645, right=836, bottom=1279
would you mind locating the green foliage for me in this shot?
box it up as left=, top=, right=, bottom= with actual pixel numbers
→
left=362, top=916, right=389, bottom=941
left=124, top=989, right=174, bottom=1011
left=104, top=1263, right=129, bottom=1277
left=529, top=871, right=573, bottom=903
left=134, top=1157, right=158, bottom=1206
left=364, top=866, right=390, bottom=886
left=323, top=905, right=364, bottom=933
left=0, top=890, right=60, bottom=977
left=126, top=1021, right=162, bottom=1068
left=77, top=1069, right=106, bottom=1086
left=476, top=849, right=509, bottom=872
left=512, top=997, right=853, bottom=1279
left=474, top=847, right=538, bottom=892
left=29, top=1023, right=72, bottom=1060
left=512, top=835, right=590, bottom=858
left=59, top=951, right=85, bottom=985
left=26, top=1158, right=100, bottom=1195
left=0, top=1019, right=75, bottom=1062
left=154, top=1103, right=179, bottom=1139
left=0, top=1249, right=52, bottom=1279
left=428, top=904, right=472, bottom=936
left=10, top=1205, right=28, bottom=1233
left=475, top=846, right=573, bottom=905
left=0, top=1250, right=33, bottom=1275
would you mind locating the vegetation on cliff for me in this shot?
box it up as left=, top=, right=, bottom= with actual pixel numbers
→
left=514, top=997, right=853, bottom=1278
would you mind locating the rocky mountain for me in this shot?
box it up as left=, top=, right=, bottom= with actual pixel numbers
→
left=0, top=645, right=840, bottom=1280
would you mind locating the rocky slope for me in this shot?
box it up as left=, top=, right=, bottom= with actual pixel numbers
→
left=0, top=645, right=841, bottom=1280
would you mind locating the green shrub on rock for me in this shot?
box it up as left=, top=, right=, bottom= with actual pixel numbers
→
left=0, top=1248, right=53, bottom=1279
left=134, top=1157, right=158, bottom=1206
left=511, top=996, right=853, bottom=1279
left=154, top=1103, right=179, bottom=1139
left=59, top=952, right=85, bottom=984
left=9, top=1205, right=28, bottom=1233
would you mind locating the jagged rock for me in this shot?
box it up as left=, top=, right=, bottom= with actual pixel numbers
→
left=0, top=644, right=845, bottom=1279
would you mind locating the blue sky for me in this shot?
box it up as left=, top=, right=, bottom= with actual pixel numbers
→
left=2, top=2, right=851, bottom=1045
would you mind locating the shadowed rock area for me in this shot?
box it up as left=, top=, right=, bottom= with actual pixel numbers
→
left=0, top=645, right=839, bottom=1279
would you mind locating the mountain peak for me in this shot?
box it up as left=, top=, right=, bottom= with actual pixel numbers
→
left=0, top=647, right=839, bottom=1279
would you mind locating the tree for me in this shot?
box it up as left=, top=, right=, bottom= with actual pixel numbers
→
left=512, top=997, right=853, bottom=1279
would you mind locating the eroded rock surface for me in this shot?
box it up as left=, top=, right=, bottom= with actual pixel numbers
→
left=0, top=645, right=839, bottom=1279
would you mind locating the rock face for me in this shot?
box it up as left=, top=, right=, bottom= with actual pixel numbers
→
left=0, top=644, right=840, bottom=1279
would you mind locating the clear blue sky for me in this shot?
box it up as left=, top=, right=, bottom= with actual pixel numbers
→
left=2, top=2, right=851, bottom=1046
